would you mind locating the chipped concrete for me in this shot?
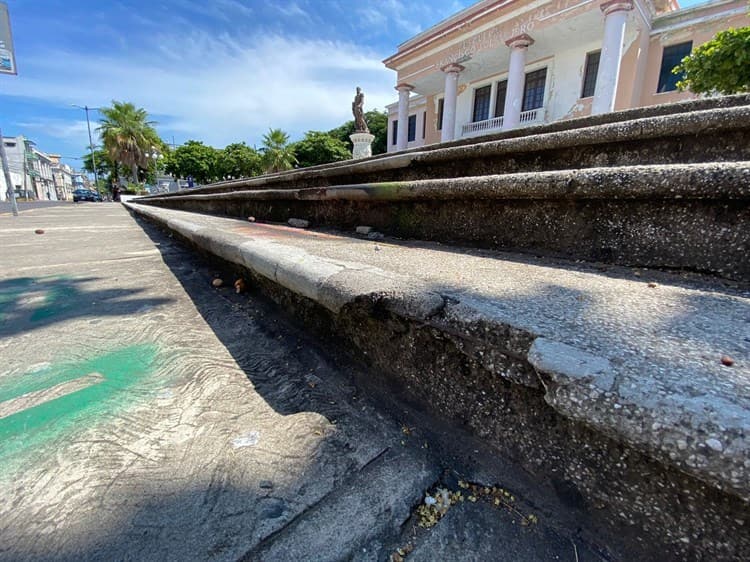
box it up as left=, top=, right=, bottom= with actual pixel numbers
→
left=127, top=202, right=750, bottom=560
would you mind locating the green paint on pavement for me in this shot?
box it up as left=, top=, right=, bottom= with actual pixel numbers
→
left=0, top=344, right=160, bottom=465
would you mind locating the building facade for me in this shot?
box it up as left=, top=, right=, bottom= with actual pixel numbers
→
left=383, top=0, right=749, bottom=152
left=0, top=136, right=86, bottom=201
left=49, top=154, right=74, bottom=201
left=31, top=148, right=57, bottom=201
left=0, top=135, right=35, bottom=201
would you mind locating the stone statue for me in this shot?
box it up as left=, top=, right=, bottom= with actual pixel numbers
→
left=352, top=87, right=369, bottom=133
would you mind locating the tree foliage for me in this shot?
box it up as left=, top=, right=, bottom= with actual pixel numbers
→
left=327, top=109, right=388, bottom=155
left=676, top=27, right=750, bottom=95
left=163, top=141, right=266, bottom=184
left=261, top=128, right=297, bottom=173
left=81, top=148, right=120, bottom=181
left=97, top=101, right=162, bottom=181
left=292, top=131, right=351, bottom=168
left=163, top=140, right=219, bottom=184
left=217, top=142, right=262, bottom=179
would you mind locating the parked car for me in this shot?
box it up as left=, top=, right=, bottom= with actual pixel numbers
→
left=72, top=189, right=102, bottom=202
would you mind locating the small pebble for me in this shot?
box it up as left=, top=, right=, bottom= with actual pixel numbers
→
left=647, top=282, right=657, bottom=288
left=356, top=225, right=373, bottom=235
left=247, top=216, right=256, bottom=222
left=34, top=229, right=45, bottom=234
left=212, top=278, right=224, bottom=288
left=721, top=355, right=734, bottom=367
left=374, top=245, right=381, bottom=251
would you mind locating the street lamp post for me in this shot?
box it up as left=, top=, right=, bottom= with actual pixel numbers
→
left=71, top=104, right=100, bottom=189
left=147, top=147, right=163, bottom=192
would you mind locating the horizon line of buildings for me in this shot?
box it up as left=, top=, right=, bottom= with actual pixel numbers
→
left=0, top=134, right=91, bottom=202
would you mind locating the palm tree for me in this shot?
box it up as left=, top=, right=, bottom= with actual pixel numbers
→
left=98, top=101, right=161, bottom=182
left=261, top=128, right=297, bottom=174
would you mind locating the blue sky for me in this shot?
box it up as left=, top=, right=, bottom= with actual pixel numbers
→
left=1, top=0, right=707, bottom=169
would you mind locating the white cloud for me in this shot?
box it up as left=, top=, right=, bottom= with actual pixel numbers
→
left=273, top=2, right=311, bottom=20
left=3, top=30, right=396, bottom=148
left=16, top=119, right=90, bottom=142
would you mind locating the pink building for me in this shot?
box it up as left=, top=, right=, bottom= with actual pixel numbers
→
left=383, top=0, right=749, bottom=151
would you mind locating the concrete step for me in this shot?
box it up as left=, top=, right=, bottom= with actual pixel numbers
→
left=126, top=202, right=750, bottom=561
left=137, top=162, right=750, bottom=282
left=166, top=99, right=750, bottom=196
left=239, top=448, right=438, bottom=561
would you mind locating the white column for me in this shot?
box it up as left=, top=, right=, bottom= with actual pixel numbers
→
left=592, top=0, right=633, bottom=115
left=440, top=64, right=463, bottom=143
left=502, top=34, right=534, bottom=131
left=395, top=83, right=413, bottom=151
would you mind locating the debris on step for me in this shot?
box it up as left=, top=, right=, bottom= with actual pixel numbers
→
left=288, top=218, right=310, bottom=228
left=212, top=278, right=224, bottom=288
left=356, top=225, right=373, bottom=235
left=234, top=278, right=247, bottom=294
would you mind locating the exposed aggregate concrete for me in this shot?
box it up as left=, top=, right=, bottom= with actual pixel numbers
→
left=140, top=162, right=750, bottom=282
left=126, top=202, right=750, bottom=561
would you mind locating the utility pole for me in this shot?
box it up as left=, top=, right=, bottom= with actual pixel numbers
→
left=1, top=2, right=18, bottom=214
left=72, top=104, right=99, bottom=188
left=0, top=127, right=18, bottom=215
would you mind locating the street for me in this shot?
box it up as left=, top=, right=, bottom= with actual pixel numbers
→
left=0, top=204, right=604, bottom=561
left=0, top=199, right=71, bottom=214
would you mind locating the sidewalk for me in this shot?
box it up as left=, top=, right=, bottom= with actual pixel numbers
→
left=0, top=205, right=436, bottom=560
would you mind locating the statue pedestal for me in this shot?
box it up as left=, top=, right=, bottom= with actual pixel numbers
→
left=350, top=132, right=375, bottom=160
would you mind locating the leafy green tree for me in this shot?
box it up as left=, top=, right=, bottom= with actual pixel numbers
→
left=163, top=140, right=220, bottom=184
left=676, top=27, right=750, bottom=95
left=82, top=148, right=120, bottom=182
left=97, top=101, right=162, bottom=182
left=292, top=131, right=351, bottom=168
left=217, top=142, right=262, bottom=179
left=261, top=128, right=297, bottom=173
left=327, top=109, right=388, bottom=155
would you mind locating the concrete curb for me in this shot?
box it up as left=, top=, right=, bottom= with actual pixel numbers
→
left=126, top=202, right=750, bottom=505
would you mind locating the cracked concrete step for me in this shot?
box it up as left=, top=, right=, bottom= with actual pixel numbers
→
left=137, top=162, right=750, bottom=282
left=126, top=202, right=750, bottom=560
left=240, top=448, right=439, bottom=561
left=153, top=98, right=750, bottom=197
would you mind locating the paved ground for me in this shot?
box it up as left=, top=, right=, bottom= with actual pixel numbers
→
left=0, top=204, right=603, bottom=561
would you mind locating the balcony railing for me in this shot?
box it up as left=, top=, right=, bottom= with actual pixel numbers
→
left=461, top=107, right=544, bottom=136
left=461, top=115, right=503, bottom=135
left=519, top=107, right=542, bottom=124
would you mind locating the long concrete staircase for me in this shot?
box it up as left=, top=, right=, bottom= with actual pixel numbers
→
left=127, top=94, right=750, bottom=561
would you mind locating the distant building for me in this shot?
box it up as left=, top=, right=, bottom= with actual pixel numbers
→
left=0, top=135, right=36, bottom=200
left=31, top=148, right=57, bottom=201
left=71, top=173, right=89, bottom=190
left=48, top=154, right=74, bottom=200
left=383, top=0, right=750, bottom=151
